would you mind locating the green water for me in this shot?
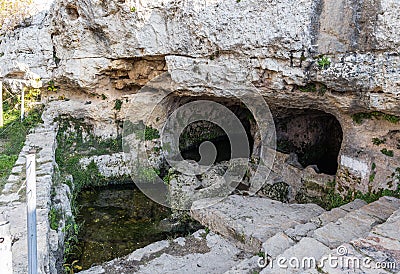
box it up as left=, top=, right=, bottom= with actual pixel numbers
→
left=75, top=184, right=171, bottom=270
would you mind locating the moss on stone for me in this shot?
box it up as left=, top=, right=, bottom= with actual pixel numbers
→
left=352, top=111, right=400, bottom=125
left=259, top=182, right=289, bottom=203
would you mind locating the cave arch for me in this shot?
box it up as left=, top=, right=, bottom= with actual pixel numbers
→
left=272, top=107, right=343, bottom=175
left=162, top=95, right=256, bottom=164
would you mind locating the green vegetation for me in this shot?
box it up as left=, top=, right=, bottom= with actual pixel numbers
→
left=369, top=173, right=376, bottom=183
left=144, top=126, right=160, bottom=140
left=298, top=180, right=400, bottom=210
left=372, top=137, right=386, bottom=145
left=135, top=165, right=160, bottom=183
left=56, top=117, right=122, bottom=158
left=317, top=56, right=331, bottom=69
left=63, top=216, right=83, bottom=273
left=369, top=163, right=376, bottom=183
left=352, top=111, right=400, bottom=125
left=325, top=185, right=400, bottom=210
left=381, top=148, right=394, bottom=157
left=114, top=99, right=123, bottom=111
left=136, top=125, right=160, bottom=141
left=299, top=83, right=317, bottom=93
left=47, top=80, right=58, bottom=93
left=163, top=168, right=177, bottom=185
left=49, top=207, right=62, bottom=230
left=0, top=87, right=43, bottom=189
left=124, top=120, right=160, bottom=141
left=259, top=182, right=289, bottom=203
left=298, top=83, right=327, bottom=95
left=130, top=6, right=136, bottom=12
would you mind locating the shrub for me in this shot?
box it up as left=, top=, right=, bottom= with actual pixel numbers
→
left=352, top=112, right=400, bottom=125
left=317, top=56, right=331, bottom=69
left=114, top=99, right=122, bottom=111
left=49, top=207, right=62, bottom=230
left=372, top=138, right=386, bottom=146
left=381, top=148, right=394, bottom=157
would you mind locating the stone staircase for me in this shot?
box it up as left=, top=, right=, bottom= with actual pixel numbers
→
left=190, top=195, right=326, bottom=253
left=81, top=195, right=400, bottom=274
left=214, top=196, right=400, bottom=274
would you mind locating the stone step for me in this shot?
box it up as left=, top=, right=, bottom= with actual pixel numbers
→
left=261, top=199, right=367, bottom=258
left=260, top=237, right=331, bottom=274
left=191, top=195, right=325, bottom=252
left=80, top=230, right=252, bottom=274
left=313, top=210, right=400, bottom=274
left=350, top=207, right=400, bottom=273
left=256, top=197, right=400, bottom=273
left=299, top=208, right=400, bottom=273
left=318, top=243, right=392, bottom=274
left=309, top=199, right=367, bottom=227
left=312, top=196, right=400, bottom=249
left=223, top=256, right=262, bottom=274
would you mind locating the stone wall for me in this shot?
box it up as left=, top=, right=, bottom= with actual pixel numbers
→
left=0, top=105, right=61, bottom=273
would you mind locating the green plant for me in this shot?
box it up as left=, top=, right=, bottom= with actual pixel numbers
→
left=201, top=227, right=210, bottom=239
left=256, top=251, right=265, bottom=258
left=297, top=82, right=328, bottom=95
left=352, top=113, right=372, bottom=124
left=114, top=99, right=123, bottom=111
left=135, top=125, right=160, bottom=141
left=352, top=111, right=400, bottom=125
left=369, top=172, right=376, bottom=183
left=135, top=166, right=160, bottom=183
left=372, top=137, right=386, bottom=145
left=145, top=126, right=160, bottom=140
left=130, top=6, right=136, bottom=12
left=299, top=83, right=317, bottom=93
left=101, top=94, right=107, bottom=100
left=47, top=80, right=58, bottom=92
left=317, top=56, right=331, bottom=69
left=63, top=260, right=82, bottom=274
left=163, top=168, right=176, bottom=185
left=49, top=207, right=62, bottom=230
left=381, top=148, right=394, bottom=157
left=382, top=113, right=400, bottom=123
left=63, top=216, right=83, bottom=273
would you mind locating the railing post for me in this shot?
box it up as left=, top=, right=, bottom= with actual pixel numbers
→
left=0, top=221, right=12, bottom=274
left=26, top=154, right=37, bottom=274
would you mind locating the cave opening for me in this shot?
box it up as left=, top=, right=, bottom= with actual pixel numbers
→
left=272, top=107, right=343, bottom=175
left=169, top=96, right=256, bottom=164
left=163, top=96, right=342, bottom=176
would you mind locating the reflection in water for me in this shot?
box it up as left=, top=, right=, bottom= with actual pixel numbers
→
left=76, top=184, right=171, bottom=270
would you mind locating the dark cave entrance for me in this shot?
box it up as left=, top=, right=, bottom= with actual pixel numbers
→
left=171, top=97, right=255, bottom=164
left=272, top=107, right=343, bottom=175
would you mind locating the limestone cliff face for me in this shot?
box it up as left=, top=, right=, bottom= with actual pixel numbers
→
left=0, top=0, right=399, bottom=195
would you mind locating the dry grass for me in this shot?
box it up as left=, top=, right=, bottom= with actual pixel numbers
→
left=0, top=0, right=33, bottom=31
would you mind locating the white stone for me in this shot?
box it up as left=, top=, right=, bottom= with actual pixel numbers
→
left=340, top=155, right=369, bottom=179
left=128, top=240, right=170, bottom=261
left=173, top=237, right=186, bottom=247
